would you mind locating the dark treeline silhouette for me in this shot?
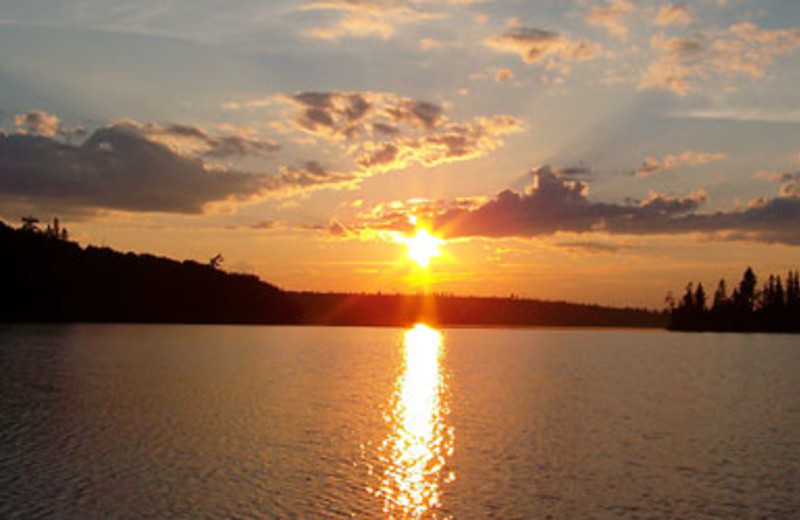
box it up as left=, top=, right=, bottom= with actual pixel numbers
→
left=1, top=219, right=300, bottom=324
left=1, top=218, right=666, bottom=327
left=669, top=267, right=800, bottom=333
left=293, top=292, right=666, bottom=328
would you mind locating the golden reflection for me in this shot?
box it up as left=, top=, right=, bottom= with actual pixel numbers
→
left=375, top=324, right=454, bottom=519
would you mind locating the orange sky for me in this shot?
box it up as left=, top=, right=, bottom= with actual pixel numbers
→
left=2, top=0, right=800, bottom=306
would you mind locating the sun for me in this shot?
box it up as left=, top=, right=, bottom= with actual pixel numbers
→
left=397, top=228, right=443, bottom=268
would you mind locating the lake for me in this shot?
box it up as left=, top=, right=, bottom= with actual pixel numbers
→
left=1, top=324, right=799, bottom=519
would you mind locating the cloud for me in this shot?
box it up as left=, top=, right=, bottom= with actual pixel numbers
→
left=714, top=22, right=800, bottom=78
left=756, top=170, right=800, bottom=198
left=557, top=165, right=594, bottom=180
left=277, top=160, right=356, bottom=188
left=274, top=90, right=523, bottom=174
left=586, top=0, right=636, bottom=40
left=649, top=33, right=703, bottom=56
left=279, top=91, right=382, bottom=140
left=0, top=123, right=345, bottom=217
left=640, top=22, right=800, bottom=95
left=250, top=219, right=279, bottom=230
left=346, top=165, right=800, bottom=245
left=555, top=241, right=629, bottom=254
left=355, top=165, right=705, bottom=237
left=635, top=150, right=726, bottom=177
left=300, top=0, right=440, bottom=40
left=638, top=58, right=696, bottom=96
left=781, top=175, right=800, bottom=197
left=672, top=108, right=800, bottom=123
left=494, top=68, right=515, bottom=82
left=136, top=122, right=280, bottom=158
left=419, top=37, right=443, bottom=50
left=653, top=4, right=693, bottom=26
left=354, top=114, right=523, bottom=172
left=484, top=27, right=601, bottom=69
left=14, top=110, right=61, bottom=137
left=639, top=34, right=704, bottom=95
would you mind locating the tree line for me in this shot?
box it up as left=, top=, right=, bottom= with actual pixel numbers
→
left=669, top=267, right=800, bottom=332
left=1, top=217, right=667, bottom=328
left=1, top=217, right=299, bottom=324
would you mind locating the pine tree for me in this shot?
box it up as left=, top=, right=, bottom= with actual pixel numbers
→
left=694, top=283, right=707, bottom=312
left=775, top=276, right=785, bottom=310
left=680, top=282, right=694, bottom=313
left=787, top=271, right=800, bottom=311
left=736, top=267, right=757, bottom=313
left=713, top=279, right=728, bottom=311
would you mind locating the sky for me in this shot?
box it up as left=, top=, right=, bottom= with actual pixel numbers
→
left=2, top=0, right=800, bottom=307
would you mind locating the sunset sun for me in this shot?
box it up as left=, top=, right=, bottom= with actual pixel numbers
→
left=397, top=228, right=443, bottom=268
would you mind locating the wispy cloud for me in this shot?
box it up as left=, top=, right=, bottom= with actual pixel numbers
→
left=653, top=4, right=693, bottom=27
left=672, top=108, right=800, bottom=123
left=484, top=26, right=601, bottom=72
left=300, top=0, right=441, bottom=40
left=640, top=22, right=800, bottom=95
left=635, top=151, right=727, bottom=177
left=585, top=0, right=636, bottom=40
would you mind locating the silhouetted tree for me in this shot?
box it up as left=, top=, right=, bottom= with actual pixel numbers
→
left=712, top=279, right=728, bottom=311
left=680, top=282, right=694, bottom=312
left=21, top=216, right=40, bottom=232
left=694, top=283, right=707, bottom=312
left=0, top=219, right=300, bottom=324
left=671, top=266, right=800, bottom=332
left=735, top=267, right=757, bottom=313
left=787, top=270, right=800, bottom=311
left=664, top=291, right=676, bottom=312
left=209, top=253, right=224, bottom=269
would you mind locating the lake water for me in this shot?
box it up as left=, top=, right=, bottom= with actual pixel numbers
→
left=1, top=325, right=799, bottom=519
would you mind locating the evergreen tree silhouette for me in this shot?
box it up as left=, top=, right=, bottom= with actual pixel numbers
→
left=694, top=283, right=707, bottom=312
left=670, top=267, right=800, bottom=332
left=735, top=267, right=757, bottom=313
left=712, top=279, right=728, bottom=311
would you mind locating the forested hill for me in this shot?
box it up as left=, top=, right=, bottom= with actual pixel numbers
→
left=1, top=219, right=667, bottom=327
left=292, top=292, right=667, bottom=328
left=0, top=220, right=300, bottom=324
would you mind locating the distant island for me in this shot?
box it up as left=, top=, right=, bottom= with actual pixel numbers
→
left=1, top=218, right=666, bottom=328
left=669, top=267, right=800, bottom=333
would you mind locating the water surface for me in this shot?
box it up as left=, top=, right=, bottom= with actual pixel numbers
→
left=1, top=324, right=799, bottom=519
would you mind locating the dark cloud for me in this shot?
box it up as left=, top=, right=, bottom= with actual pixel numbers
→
left=277, top=161, right=356, bottom=187
left=143, top=123, right=280, bottom=158
left=555, top=241, right=629, bottom=254
left=0, top=124, right=340, bottom=216
left=484, top=27, right=600, bottom=67
left=353, top=165, right=800, bottom=246
left=283, top=92, right=374, bottom=139
left=384, top=98, right=443, bottom=128
left=355, top=142, right=399, bottom=170
left=279, top=91, right=524, bottom=173
left=371, top=122, right=401, bottom=136
left=282, top=91, right=475, bottom=139
left=250, top=220, right=279, bottom=230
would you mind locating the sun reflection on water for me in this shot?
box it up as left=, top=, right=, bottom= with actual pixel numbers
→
left=374, top=324, right=454, bottom=519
